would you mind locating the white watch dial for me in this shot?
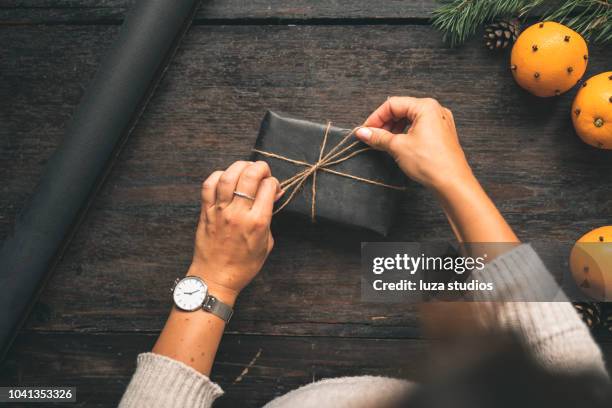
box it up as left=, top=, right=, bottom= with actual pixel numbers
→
left=173, top=276, right=208, bottom=311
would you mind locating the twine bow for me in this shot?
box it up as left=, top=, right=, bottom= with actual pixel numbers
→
left=252, top=122, right=405, bottom=221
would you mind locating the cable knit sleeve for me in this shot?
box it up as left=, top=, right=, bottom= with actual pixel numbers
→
left=119, top=353, right=224, bottom=408
left=470, top=244, right=608, bottom=377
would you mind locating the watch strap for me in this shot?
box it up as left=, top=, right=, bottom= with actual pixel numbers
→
left=202, top=295, right=233, bottom=323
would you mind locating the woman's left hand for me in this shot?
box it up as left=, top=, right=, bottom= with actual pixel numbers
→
left=188, top=160, right=280, bottom=303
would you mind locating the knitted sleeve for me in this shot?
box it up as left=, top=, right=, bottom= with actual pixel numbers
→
left=470, top=244, right=608, bottom=377
left=119, top=352, right=224, bottom=408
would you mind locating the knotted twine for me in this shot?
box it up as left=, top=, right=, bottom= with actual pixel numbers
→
left=252, top=122, right=405, bottom=221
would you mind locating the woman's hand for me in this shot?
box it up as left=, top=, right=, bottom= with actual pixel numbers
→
left=153, top=161, right=279, bottom=375
left=355, top=96, right=474, bottom=192
left=357, top=96, right=518, bottom=245
left=188, top=160, right=280, bottom=303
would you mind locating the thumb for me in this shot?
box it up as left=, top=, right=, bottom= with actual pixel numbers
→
left=355, top=127, right=395, bottom=152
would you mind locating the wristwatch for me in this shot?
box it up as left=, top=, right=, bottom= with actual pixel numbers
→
left=171, top=276, right=233, bottom=322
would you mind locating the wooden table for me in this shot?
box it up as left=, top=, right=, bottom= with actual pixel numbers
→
left=1, top=1, right=611, bottom=406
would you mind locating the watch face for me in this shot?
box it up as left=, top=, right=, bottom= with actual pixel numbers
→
left=173, top=276, right=208, bottom=311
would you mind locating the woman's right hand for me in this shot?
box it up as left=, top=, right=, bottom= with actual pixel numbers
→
left=357, top=96, right=518, bottom=245
left=355, top=96, right=474, bottom=192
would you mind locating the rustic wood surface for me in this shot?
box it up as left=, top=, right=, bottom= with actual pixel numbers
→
left=2, top=332, right=436, bottom=407
left=1, top=1, right=612, bottom=407
left=0, top=0, right=435, bottom=22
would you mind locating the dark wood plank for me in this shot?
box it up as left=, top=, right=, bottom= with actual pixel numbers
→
left=2, top=24, right=612, bottom=338
left=0, top=0, right=435, bottom=22
left=0, top=332, right=432, bottom=407
left=2, top=332, right=612, bottom=407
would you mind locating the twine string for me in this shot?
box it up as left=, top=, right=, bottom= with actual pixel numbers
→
left=252, top=122, right=405, bottom=221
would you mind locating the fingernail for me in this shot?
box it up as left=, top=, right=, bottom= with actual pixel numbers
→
left=356, top=127, right=372, bottom=140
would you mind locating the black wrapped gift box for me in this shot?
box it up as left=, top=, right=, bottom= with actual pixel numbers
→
left=251, top=111, right=405, bottom=236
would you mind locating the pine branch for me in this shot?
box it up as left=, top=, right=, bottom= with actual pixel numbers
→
left=431, top=0, right=612, bottom=46
left=431, top=0, right=543, bottom=47
left=543, top=0, right=612, bottom=44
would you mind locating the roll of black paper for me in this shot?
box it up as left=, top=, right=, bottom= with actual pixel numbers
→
left=0, top=0, right=202, bottom=359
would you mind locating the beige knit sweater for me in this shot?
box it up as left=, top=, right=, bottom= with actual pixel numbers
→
left=119, top=245, right=608, bottom=408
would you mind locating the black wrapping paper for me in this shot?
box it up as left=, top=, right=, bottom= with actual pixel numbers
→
left=252, top=111, right=405, bottom=235
left=0, top=0, right=202, bottom=360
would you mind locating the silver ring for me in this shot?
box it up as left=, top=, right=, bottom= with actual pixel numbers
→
left=233, top=191, right=256, bottom=201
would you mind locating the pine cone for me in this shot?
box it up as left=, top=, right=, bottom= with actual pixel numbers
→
left=573, top=302, right=602, bottom=329
left=601, top=303, right=612, bottom=333
left=483, top=19, right=520, bottom=51
left=604, top=315, right=612, bottom=333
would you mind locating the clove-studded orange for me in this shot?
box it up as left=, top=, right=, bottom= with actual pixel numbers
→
left=570, top=226, right=612, bottom=301
left=571, top=71, right=612, bottom=149
left=510, top=22, right=588, bottom=97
